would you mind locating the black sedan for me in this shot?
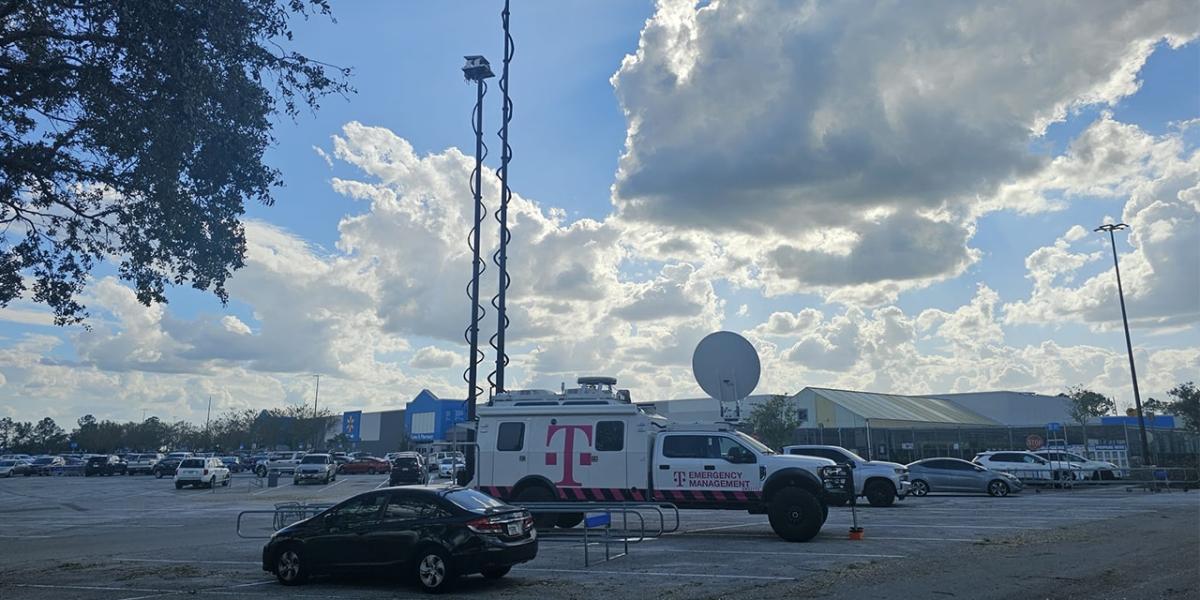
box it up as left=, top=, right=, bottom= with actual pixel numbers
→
left=262, top=486, right=536, bottom=593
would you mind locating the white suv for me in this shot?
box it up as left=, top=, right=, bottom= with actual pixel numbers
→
left=174, top=457, right=231, bottom=489
left=1032, top=450, right=1121, bottom=480
left=972, top=451, right=1075, bottom=481
left=782, top=445, right=911, bottom=507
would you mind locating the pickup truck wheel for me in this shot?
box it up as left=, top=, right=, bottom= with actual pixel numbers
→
left=865, top=480, right=896, bottom=507
left=767, top=487, right=822, bottom=542
left=154, top=470, right=163, bottom=479
left=910, top=480, right=929, bottom=497
left=556, top=513, right=584, bottom=528
left=514, top=485, right=558, bottom=529
left=256, top=466, right=267, bottom=478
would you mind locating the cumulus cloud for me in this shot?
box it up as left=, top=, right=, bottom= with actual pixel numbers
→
left=1005, top=121, right=1200, bottom=328
left=409, top=346, right=460, bottom=370
left=611, top=0, right=1197, bottom=300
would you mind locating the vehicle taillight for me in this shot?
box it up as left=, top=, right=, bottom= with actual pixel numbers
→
left=202, top=469, right=208, bottom=475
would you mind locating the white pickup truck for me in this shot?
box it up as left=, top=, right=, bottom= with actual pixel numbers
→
left=255, top=451, right=306, bottom=477
left=782, top=445, right=911, bottom=507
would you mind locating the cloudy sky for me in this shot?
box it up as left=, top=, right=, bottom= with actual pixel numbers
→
left=1, top=0, right=1197, bottom=425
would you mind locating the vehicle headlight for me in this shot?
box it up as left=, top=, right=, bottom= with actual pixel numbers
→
left=894, top=468, right=907, bottom=475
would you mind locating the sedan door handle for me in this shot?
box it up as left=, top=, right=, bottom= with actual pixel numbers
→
left=659, top=465, right=670, bottom=470
left=518, top=455, right=526, bottom=462
left=704, top=465, right=715, bottom=470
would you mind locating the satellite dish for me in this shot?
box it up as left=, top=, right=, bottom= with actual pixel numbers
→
left=692, top=332, right=760, bottom=421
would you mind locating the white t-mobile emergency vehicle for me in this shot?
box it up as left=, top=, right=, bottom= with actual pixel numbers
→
left=474, top=377, right=840, bottom=542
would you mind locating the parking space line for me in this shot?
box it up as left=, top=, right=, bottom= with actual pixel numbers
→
left=677, top=522, right=758, bottom=533
left=115, top=557, right=259, bottom=566
left=653, top=548, right=906, bottom=559
left=319, top=478, right=348, bottom=493
left=517, top=567, right=795, bottom=581
left=860, top=536, right=976, bottom=542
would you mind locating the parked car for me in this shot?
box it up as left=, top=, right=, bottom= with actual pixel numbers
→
left=972, top=451, right=1075, bottom=481
left=1032, top=450, right=1120, bottom=480
left=11, top=459, right=39, bottom=476
left=174, top=457, right=231, bottom=489
left=389, top=455, right=429, bottom=486
left=781, top=444, right=911, bottom=507
left=427, top=451, right=465, bottom=473
left=28, top=456, right=65, bottom=476
left=125, top=453, right=163, bottom=475
left=437, top=457, right=466, bottom=479
left=256, top=452, right=306, bottom=477
left=338, top=457, right=391, bottom=475
left=906, top=458, right=1025, bottom=497
left=154, top=453, right=192, bottom=478
left=0, top=459, right=21, bottom=477
left=330, top=452, right=351, bottom=466
left=84, top=455, right=127, bottom=477
left=219, top=456, right=245, bottom=474
left=261, top=486, right=537, bottom=592
left=293, top=454, right=337, bottom=485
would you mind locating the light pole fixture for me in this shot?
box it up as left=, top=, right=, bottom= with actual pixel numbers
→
left=1094, top=222, right=1152, bottom=465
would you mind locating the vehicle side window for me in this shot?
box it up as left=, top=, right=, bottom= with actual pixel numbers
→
left=716, top=437, right=754, bottom=463
left=1025, top=455, right=1045, bottom=464
left=331, top=494, right=387, bottom=528
left=991, top=453, right=1016, bottom=463
left=384, top=496, right=451, bottom=523
left=788, top=448, right=818, bottom=458
left=497, top=422, right=524, bottom=452
left=662, top=435, right=708, bottom=458
left=948, top=460, right=975, bottom=471
left=596, top=421, right=624, bottom=451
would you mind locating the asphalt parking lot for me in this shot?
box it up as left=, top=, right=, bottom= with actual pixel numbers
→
left=1, top=474, right=1197, bottom=599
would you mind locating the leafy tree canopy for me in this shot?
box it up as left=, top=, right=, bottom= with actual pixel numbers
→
left=745, top=395, right=801, bottom=451
left=1, top=0, right=350, bottom=325
left=1065, top=385, right=1115, bottom=426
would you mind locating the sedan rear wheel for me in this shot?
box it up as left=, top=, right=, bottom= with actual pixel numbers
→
left=988, top=480, right=1010, bottom=497
left=415, top=547, right=456, bottom=593
left=275, top=548, right=306, bottom=586
left=910, top=480, right=930, bottom=497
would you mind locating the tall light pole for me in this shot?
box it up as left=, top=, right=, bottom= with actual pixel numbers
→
left=1095, top=223, right=1152, bottom=465
left=312, top=374, right=321, bottom=450
left=461, top=55, right=494, bottom=485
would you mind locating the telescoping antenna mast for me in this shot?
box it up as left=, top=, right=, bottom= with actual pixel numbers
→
left=488, top=0, right=515, bottom=397
left=461, top=55, right=494, bottom=437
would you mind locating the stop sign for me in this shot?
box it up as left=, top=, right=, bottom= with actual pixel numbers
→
left=1025, top=434, right=1044, bottom=451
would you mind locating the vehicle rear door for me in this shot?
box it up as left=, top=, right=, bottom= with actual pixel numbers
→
left=490, top=420, right=528, bottom=492
left=308, top=492, right=387, bottom=569
left=370, top=492, right=453, bottom=567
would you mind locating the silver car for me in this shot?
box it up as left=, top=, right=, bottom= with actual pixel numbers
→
left=906, top=457, right=1024, bottom=497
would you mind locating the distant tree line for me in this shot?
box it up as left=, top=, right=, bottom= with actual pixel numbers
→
left=0, top=405, right=336, bottom=454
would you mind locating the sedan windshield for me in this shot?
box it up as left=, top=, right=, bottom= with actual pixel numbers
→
left=32, top=457, right=54, bottom=464
left=300, top=455, right=328, bottom=464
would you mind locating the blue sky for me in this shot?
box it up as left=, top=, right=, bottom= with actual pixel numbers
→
left=1, top=1, right=1197, bottom=424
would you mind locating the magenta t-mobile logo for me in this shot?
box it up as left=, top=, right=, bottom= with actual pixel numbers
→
left=672, top=471, right=687, bottom=486
left=545, top=424, right=594, bottom=486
